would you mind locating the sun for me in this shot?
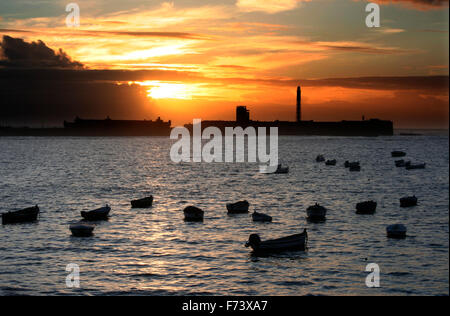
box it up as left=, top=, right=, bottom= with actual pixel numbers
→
left=147, top=82, right=191, bottom=100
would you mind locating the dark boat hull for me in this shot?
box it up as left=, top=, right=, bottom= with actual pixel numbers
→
left=356, top=201, right=377, bottom=214
left=226, top=201, right=250, bottom=214
left=2, top=206, right=39, bottom=225
left=247, top=231, right=308, bottom=253
left=131, top=196, right=153, bottom=208
left=392, top=151, right=406, bottom=157
left=70, top=224, right=95, bottom=237
left=183, top=206, right=204, bottom=222
left=306, top=205, right=327, bottom=221
left=400, top=197, right=417, bottom=208
left=81, top=207, right=111, bottom=221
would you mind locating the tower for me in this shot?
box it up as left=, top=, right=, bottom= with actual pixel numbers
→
left=296, top=86, right=301, bottom=122
left=236, top=106, right=250, bottom=123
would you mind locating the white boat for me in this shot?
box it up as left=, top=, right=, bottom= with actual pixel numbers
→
left=387, top=224, right=407, bottom=239
left=306, top=203, right=327, bottom=221
left=70, top=223, right=95, bottom=237
left=252, top=212, right=272, bottom=222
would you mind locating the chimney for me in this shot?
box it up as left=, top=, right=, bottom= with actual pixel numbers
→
left=296, top=86, right=301, bottom=122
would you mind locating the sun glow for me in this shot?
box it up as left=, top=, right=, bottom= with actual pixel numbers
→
left=148, top=83, right=191, bottom=99
left=133, top=81, right=209, bottom=100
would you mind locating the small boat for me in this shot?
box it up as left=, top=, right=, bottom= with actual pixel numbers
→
left=395, top=159, right=406, bottom=167
left=2, top=205, right=40, bottom=225
left=252, top=212, right=272, bottom=222
left=391, top=151, right=406, bottom=157
left=344, top=161, right=360, bottom=168
left=306, top=203, right=327, bottom=221
left=400, top=196, right=418, bottom=207
left=406, top=163, right=426, bottom=170
left=226, top=200, right=250, bottom=214
left=274, top=164, right=289, bottom=174
left=183, top=206, right=204, bottom=222
left=131, top=196, right=153, bottom=208
left=316, top=155, right=325, bottom=162
left=245, top=229, right=308, bottom=253
left=386, top=224, right=407, bottom=239
left=325, top=159, right=337, bottom=166
left=356, top=201, right=377, bottom=214
left=81, top=205, right=111, bottom=221
left=349, top=165, right=361, bottom=172
left=70, top=223, right=95, bottom=237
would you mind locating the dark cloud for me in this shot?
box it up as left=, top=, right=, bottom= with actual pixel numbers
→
left=0, top=35, right=83, bottom=69
left=371, top=0, right=448, bottom=10
left=80, top=30, right=209, bottom=40
left=0, top=36, right=447, bottom=127
left=0, top=29, right=208, bottom=40
left=0, top=74, right=157, bottom=126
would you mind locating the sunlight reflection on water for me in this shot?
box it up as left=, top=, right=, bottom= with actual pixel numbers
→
left=0, top=135, right=448, bottom=295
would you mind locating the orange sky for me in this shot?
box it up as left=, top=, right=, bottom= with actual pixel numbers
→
left=0, top=0, right=448, bottom=128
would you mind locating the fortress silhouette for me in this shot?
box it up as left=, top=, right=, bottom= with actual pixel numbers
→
left=0, top=86, right=393, bottom=136
left=185, top=86, right=393, bottom=136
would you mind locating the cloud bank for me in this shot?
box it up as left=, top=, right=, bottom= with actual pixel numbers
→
left=0, top=35, right=84, bottom=69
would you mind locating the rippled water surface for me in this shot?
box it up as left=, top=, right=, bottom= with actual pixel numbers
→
left=0, top=135, right=448, bottom=295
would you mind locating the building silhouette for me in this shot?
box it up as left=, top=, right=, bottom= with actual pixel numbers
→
left=296, top=86, right=301, bottom=122
left=185, top=86, right=393, bottom=136
left=236, top=106, right=250, bottom=123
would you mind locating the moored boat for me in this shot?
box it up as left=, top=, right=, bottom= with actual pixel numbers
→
left=131, top=196, right=153, bottom=208
left=395, top=159, right=406, bottom=167
left=81, top=205, right=111, bottom=221
left=406, top=163, right=426, bottom=170
left=183, top=206, right=204, bottom=222
left=2, top=205, right=40, bottom=225
left=400, top=196, right=418, bottom=207
left=325, top=159, right=337, bottom=166
left=386, top=224, right=407, bottom=239
left=345, top=161, right=360, bottom=168
left=392, top=151, right=406, bottom=157
left=227, top=200, right=250, bottom=214
left=245, top=229, right=308, bottom=253
left=356, top=200, right=377, bottom=214
left=70, top=223, right=95, bottom=237
left=349, top=165, right=361, bottom=172
left=316, top=155, right=325, bottom=162
left=274, top=164, right=289, bottom=174
left=306, top=203, right=327, bottom=221
left=252, top=212, right=272, bottom=222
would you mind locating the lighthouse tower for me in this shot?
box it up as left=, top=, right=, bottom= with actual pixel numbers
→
left=296, top=86, right=301, bottom=122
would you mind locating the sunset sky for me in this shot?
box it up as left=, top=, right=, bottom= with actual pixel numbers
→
left=0, top=0, right=448, bottom=128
